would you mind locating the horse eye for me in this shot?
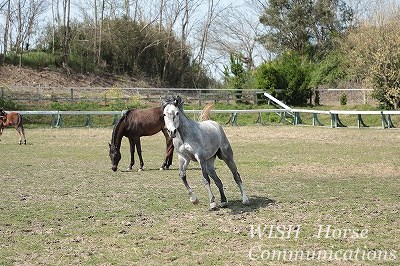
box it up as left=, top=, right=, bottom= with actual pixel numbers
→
left=176, top=112, right=179, bottom=116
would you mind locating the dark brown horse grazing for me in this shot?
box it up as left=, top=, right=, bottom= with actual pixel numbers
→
left=0, top=108, right=26, bottom=145
left=109, top=107, right=174, bottom=172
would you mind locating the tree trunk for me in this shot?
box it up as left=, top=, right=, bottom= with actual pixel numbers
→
left=62, top=0, right=71, bottom=67
left=2, top=0, right=11, bottom=63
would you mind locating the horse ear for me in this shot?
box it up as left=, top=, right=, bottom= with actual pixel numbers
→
left=176, top=95, right=184, bottom=109
left=162, top=98, right=168, bottom=110
left=172, top=95, right=181, bottom=108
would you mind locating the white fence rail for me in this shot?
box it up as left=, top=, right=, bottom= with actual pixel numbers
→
left=9, top=108, right=399, bottom=129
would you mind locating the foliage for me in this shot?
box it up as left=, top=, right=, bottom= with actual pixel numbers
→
left=36, top=18, right=211, bottom=88
left=5, top=51, right=59, bottom=69
left=340, top=93, right=347, bottom=105
left=309, top=49, right=347, bottom=88
left=259, top=0, right=354, bottom=58
left=223, top=53, right=251, bottom=100
left=49, top=101, right=106, bottom=111
left=0, top=97, right=20, bottom=110
left=255, top=52, right=311, bottom=106
left=255, top=62, right=286, bottom=95
left=342, top=17, right=400, bottom=109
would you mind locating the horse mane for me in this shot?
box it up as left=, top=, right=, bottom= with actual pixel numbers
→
left=162, top=95, right=184, bottom=110
left=111, top=111, right=131, bottom=145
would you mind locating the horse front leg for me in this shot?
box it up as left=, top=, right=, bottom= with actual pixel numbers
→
left=196, top=156, right=218, bottom=210
left=205, top=158, right=227, bottom=208
left=127, top=137, right=135, bottom=171
left=178, top=155, right=198, bottom=204
left=160, top=129, right=173, bottom=170
left=135, top=138, right=144, bottom=171
left=202, top=167, right=217, bottom=210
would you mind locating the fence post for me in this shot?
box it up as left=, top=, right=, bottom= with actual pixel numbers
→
left=198, top=90, right=202, bottom=106
left=85, top=114, right=92, bottom=127
left=36, top=85, right=40, bottom=102
left=312, top=113, right=324, bottom=126
left=70, top=88, right=74, bottom=102
left=56, top=112, right=62, bottom=127
left=256, top=113, right=262, bottom=124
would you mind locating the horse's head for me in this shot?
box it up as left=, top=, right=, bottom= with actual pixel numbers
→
left=163, top=96, right=183, bottom=138
left=109, top=143, right=121, bottom=172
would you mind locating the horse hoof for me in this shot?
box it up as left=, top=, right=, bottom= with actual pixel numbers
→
left=209, top=202, right=218, bottom=211
left=220, top=201, right=228, bottom=208
left=242, top=197, right=250, bottom=206
left=190, top=197, right=199, bottom=205
left=138, top=168, right=143, bottom=172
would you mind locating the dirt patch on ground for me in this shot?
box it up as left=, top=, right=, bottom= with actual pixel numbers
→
left=0, top=64, right=153, bottom=88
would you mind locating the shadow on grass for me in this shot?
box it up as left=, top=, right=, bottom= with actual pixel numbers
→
left=119, top=166, right=203, bottom=172
left=226, top=195, right=275, bottom=215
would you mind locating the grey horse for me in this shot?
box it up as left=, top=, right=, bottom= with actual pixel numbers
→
left=163, top=96, right=250, bottom=210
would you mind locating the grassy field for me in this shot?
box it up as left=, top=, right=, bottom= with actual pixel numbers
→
left=0, top=125, right=399, bottom=265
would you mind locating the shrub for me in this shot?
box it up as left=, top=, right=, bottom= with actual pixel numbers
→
left=340, top=93, right=347, bottom=105
left=255, top=52, right=311, bottom=106
left=0, top=97, right=20, bottom=110
left=6, top=51, right=59, bottom=68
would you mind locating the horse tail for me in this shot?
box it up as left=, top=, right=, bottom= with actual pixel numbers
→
left=16, top=113, right=26, bottom=141
left=199, top=103, right=214, bottom=121
left=17, top=113, right=23, bottom=126
left=12, top=112, right=23, bottom=129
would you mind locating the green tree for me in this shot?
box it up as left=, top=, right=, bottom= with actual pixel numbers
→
left=256, top=52, right=311, bottom=106
left=223, top=53, right=249, bottom=100
left=255, top=62, right=286, bottom=96
left=309, top=49, right=347, bottom=88
left=259, top=0, right=353, bottom=58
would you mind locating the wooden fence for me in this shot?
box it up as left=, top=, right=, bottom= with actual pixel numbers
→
left=0, top=87, right=265, bottom=105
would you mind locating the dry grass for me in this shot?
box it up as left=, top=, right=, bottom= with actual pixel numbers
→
left=0, top=125, right=399, bottom=265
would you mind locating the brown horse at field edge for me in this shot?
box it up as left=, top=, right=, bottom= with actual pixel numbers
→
left=0, top=108, right=26, bottom=145
left=109, top=106, right=174, bottom=172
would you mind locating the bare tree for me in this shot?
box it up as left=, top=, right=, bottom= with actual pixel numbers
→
left=343, top=4, right=400, bottom=109
left=210, top=3, right=266, bottom=71
left=2, top=0, right=48, bottom=65
left=196, top=0, right=269, bottom=79
left=194, top=0, right=217, bottom=69
left=1, top=0, right=11, bottom=60
left=92, top=0, right=105, bottom=66
left=61, top=0, right=71, bottom=68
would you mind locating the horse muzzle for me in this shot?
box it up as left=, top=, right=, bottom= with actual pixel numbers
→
left=168, top=129, right=177, bottom=138
left=112, top=165, right=118, bottom=172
